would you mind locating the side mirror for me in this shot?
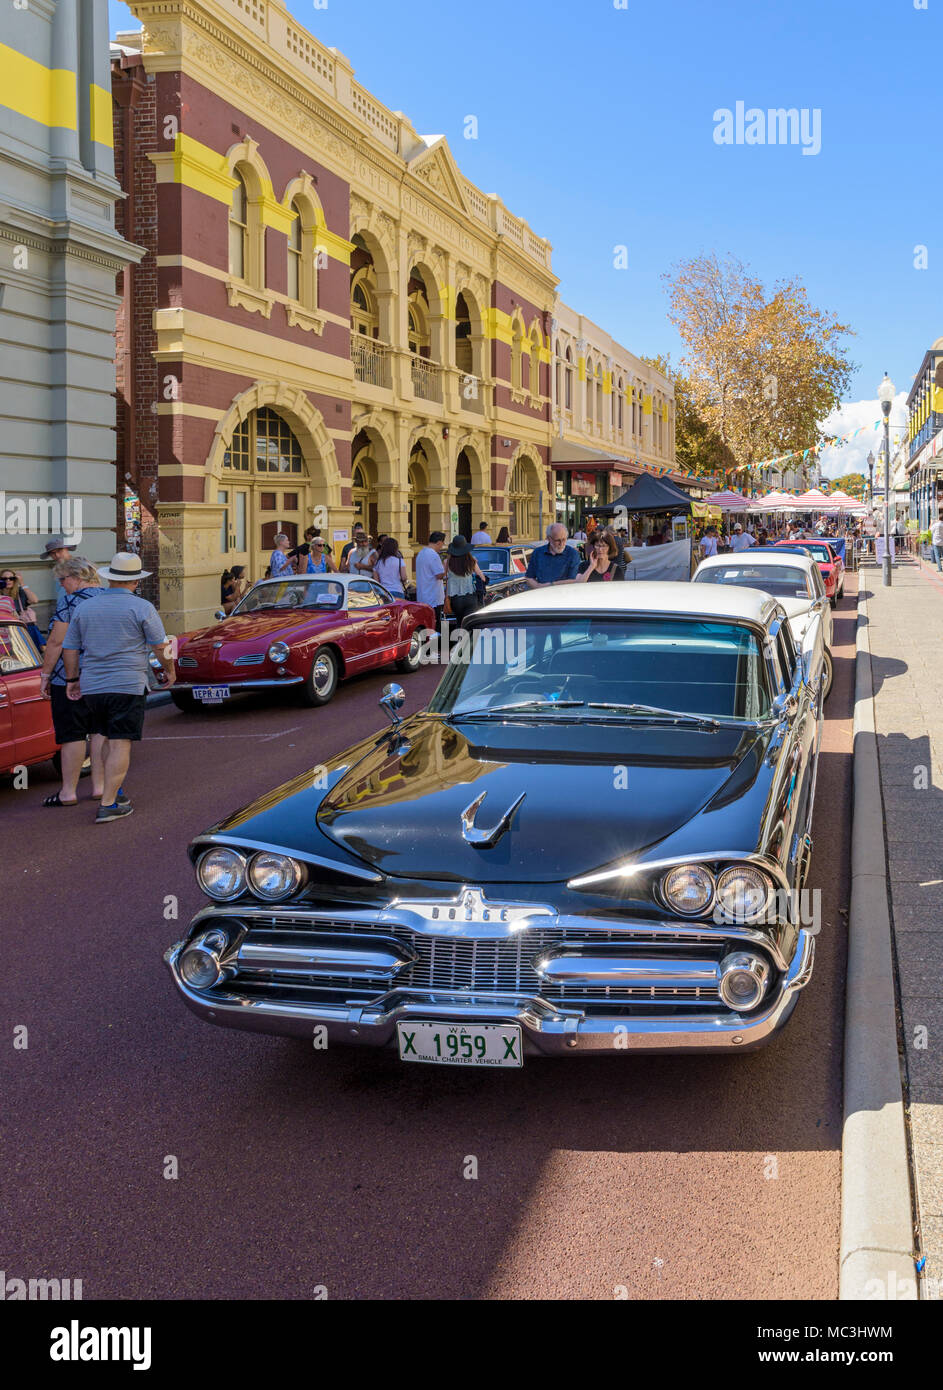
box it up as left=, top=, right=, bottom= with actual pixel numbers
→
left=772, top=692, right=798, bottom=721
left=213, top=609, right=226, bottom=622
left=380, top=682, right=405, bottom=726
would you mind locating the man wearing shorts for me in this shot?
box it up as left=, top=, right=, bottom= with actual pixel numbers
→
left=38, top=556, right=105, bottom=807
left=62, top=552, right=175, bottom=823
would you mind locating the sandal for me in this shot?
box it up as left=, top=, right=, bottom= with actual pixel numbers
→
left=43, top=793, right=78, bottom=807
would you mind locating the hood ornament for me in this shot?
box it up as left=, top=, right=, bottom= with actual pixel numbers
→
left=461, top=790, right=526, bottom=848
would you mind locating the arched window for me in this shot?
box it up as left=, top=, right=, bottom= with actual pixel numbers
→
left=508, top=457, right=537, bottom=537
left=287, top=199, right=302, bottom=301
left=408, top=304, right=429, bottom=356
left=229, top=171, right=248, bottom=280
left=529, top=327, right=541, bottom=401
left=596, top=367, right=603, bottom=432
left=350, top=268, right=379, bottom=339
left=565, top=346, right=573, bottom=411
left=617, top=377, right=624, bottom=433
left=222, top=407, right=303, bottom=475
left=585, top=357, right=595, bottom=427
left=455, top=293, right=474, bottom=375
left=511, top=315, right=524, bottom=392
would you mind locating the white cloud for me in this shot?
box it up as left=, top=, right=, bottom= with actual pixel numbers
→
left=817, top=394, right=908, bottom=481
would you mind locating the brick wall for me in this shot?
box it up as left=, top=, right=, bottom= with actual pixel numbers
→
left=113, top=56, right=160, bottom=606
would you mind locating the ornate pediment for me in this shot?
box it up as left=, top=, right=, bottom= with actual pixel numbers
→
left=407, top=139, right=469, bottom=215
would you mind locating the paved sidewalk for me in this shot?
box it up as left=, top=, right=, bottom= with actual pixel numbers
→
left=863, top=560, right=943, bottom=1295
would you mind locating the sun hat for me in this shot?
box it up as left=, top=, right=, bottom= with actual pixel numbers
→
left=97, top=551, right=152, bottom=581
left=41, top=535, right=77, bottom=557
left=447, top=535, right=471, bottom=556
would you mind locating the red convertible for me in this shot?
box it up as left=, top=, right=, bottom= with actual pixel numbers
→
left=170, top=575, right=434, bottom=711
left=774, top=539, right=845, bottom=608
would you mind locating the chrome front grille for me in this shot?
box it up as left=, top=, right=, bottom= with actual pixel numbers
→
left=235, top=917, right=725, bottom=1005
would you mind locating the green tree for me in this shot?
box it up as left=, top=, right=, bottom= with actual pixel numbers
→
left=642, top=353, right=734, bottom=480
left=827, top=472, right=866, bottom=498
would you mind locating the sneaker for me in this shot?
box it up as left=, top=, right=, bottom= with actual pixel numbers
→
left=95, top=800, right=134, bottom=824
left=94, top=789, right=131, bottom=806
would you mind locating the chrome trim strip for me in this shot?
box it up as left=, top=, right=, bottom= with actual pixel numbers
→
left=164, top=929, right=815, bottom=1056
left=237, top=938, right=415, bottom=977
left=568, top=850, right=789, bottom=892
left=533, top=953, right=721, bottom=986
left=172, top=678, right=304, bottom=691
left=192, top=836, right=383, bottom=883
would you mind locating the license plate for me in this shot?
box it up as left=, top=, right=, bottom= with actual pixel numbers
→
left=193, top=685, right=230, bottom=703
left=396, top=1021, right=523, bottom=1067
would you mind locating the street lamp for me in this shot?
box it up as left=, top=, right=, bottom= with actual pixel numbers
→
left=877, top=373, right=895, bottom=587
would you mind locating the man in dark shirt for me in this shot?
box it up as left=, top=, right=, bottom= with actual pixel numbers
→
left=524, top=524, right=581, bottom=588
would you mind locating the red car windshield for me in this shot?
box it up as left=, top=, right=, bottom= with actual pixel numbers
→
left=779, top=542, right=835, bottom=565
left=234, top=579, right=344, bottom=614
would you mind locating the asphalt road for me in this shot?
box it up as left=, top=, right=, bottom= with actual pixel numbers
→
left=1, top=582, right=856, bottom=1300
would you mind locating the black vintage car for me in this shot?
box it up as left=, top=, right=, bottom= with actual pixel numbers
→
left=165, top=581, right=824, bottom=1065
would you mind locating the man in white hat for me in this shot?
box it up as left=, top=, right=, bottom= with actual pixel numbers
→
left=729, top=522, right=755, bottom=553
left=61, top=552, right=175, bottom=823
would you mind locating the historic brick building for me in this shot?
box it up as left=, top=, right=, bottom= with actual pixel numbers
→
left=111, top=0, right=563, bottom=631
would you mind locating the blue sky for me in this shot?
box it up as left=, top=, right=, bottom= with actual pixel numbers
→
left=109, top=0, right=940, bottom=476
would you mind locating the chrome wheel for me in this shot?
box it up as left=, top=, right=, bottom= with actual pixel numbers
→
left=395, top=628, right=423, bottom=673
left=302, top=647, right=338, bottom=706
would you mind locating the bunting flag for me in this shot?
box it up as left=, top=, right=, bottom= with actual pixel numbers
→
left=725, top=421, right=907, bottom=475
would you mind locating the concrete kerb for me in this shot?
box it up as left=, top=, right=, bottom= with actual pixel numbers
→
left=839, top=579, right=917, bottom=1299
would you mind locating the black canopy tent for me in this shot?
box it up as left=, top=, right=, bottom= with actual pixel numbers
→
left=588, top=471, right=693, bottom=516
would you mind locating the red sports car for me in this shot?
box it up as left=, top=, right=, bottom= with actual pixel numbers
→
left=170, top=574, right=435, bottom=711
left=774, top=539, right=845, bottom=608
left=0, top=603, right=61, bottom=777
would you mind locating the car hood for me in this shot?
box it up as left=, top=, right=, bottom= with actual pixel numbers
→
left=315, top=714, right=770, bottom=882
left=179, top=611, right=327, bottom=657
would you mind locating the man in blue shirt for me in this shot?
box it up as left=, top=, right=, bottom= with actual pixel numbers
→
left=62, top=552, right=175, bottom=823
left=525, top=524, right=580, bottom=588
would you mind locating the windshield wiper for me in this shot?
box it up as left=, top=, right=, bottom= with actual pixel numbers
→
left=585, top=702, right=721, bottom=729
left=451, top=699, right=586, bottom=719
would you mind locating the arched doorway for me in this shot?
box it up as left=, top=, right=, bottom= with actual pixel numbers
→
left=219, top=406, right=310, bottom=578
left=456, top=449, right=473, bottom=539
left=507, top=455, right=541, bottom=539
left=408, top=444, right=431, bottom=547
left=351, top=429, right=379, bottom=538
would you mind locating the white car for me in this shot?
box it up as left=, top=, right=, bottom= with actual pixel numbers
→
left=691, top=550, right=833, bottom=698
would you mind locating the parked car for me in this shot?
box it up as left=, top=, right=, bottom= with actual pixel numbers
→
left=774, top=539, right=845, bottom=607
left=0, top=606, right=61, bottom=777
left=692, top=549, right=834, bottom=697
left=168, top=574, right=435, bottom=711
left=470, top=543, right=533, bottom=604
left=165, top=582, right=824, bottom=1062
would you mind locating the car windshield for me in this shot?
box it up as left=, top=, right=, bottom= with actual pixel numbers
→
left=782, top=543, right=833, bottom=563
left=427, top=616, right=771, bottom=721
left=695, top=564, right=811, bottom=600
left=0, top=622, right=40, bottom=673
left=471, top=547, right=510, bottom=577
left=233, top=579, right=344, bottom=614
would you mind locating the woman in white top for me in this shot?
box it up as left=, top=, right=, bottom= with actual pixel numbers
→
left=372, top=537, right=408, bottom=596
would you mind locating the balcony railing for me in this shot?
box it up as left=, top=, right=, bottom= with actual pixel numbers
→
left=410, top=353, right=443, bottom=404
left=353, top=338, right=392, bottom=389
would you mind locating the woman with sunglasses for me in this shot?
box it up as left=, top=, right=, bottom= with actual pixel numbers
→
left=0, top=569, right=45, bottom=647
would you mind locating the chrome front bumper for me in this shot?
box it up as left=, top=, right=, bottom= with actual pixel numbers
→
left=164, top=926, right=815, bottom=1057
left=171, top=677, right=304, bottom=691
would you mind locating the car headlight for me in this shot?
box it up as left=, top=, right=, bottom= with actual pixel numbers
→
left=268, top=641, right=290, bottom=664
left=179, top=929, right=230, bottom=990
left=196, top=847, right=247, bottom=901
left=662, top=864, right=714, bottom=915
left=715, top=866, right=773, bottom=922
left=247, top=851, right=304, bottom=901
left=718, top=951, right=771, bottom=1011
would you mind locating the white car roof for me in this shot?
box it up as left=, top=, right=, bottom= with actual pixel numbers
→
left=485, top=580, right=780, bottom=625
left=694, top=551, right=818, bottom=577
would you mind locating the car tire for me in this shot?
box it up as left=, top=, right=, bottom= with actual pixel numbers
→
left=170, top=690, right=198, bottom=713
left=829, top=593, right=837, bottom=608
left=302, top=647, right=338, bottom=706
left=822, top=648, right=834, bottom=699
left=395, top=628, right=423, bottom=674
